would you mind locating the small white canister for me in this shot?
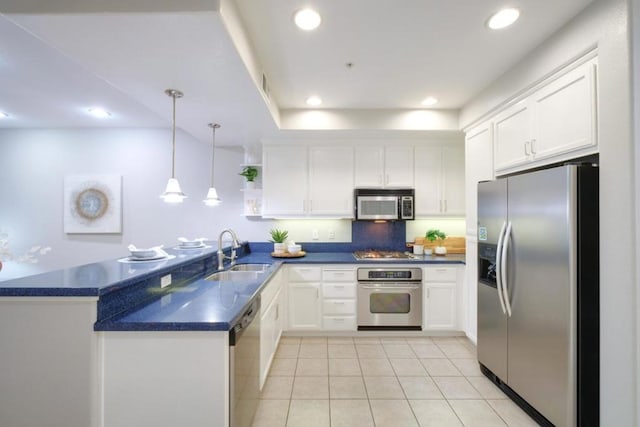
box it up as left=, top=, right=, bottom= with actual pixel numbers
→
left=413, top=244, right=424, bottom=255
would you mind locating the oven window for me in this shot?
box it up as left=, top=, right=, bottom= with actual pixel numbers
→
left=369, top=293, right=411, bottom=314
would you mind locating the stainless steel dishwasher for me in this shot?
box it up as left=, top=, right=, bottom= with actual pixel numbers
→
left=229, top=297, right=261, bottom=427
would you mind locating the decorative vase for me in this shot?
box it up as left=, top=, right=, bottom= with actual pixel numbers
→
left=245, top=181, right=256, bottom=190
left=273, top=243, right=285, bottom=254
left=435, top=246, right=447, bottom=255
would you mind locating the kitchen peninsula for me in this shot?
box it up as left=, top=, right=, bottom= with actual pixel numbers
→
left=0, top=242, right=464, bottom=427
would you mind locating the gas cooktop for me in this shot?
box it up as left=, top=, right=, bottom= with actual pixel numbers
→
left=353, top=250, right=418, bottom=260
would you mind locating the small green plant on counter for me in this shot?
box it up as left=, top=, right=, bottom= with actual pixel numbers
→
left=269, top=228, right=289, bottom=243
left=425, top=229, right=447, bottom=244
left=239, top=166, right=259, bottom=182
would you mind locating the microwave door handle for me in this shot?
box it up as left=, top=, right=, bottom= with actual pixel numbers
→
left=501, top=221, right=513, bottom=317
left=495, top=221, right=507, bottom=315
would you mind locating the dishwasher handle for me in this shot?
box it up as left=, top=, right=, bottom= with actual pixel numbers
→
left=229, top=297, right=261, bottom=346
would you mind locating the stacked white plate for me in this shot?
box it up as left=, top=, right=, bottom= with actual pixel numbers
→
left=178, top=237, right=206, bottom=249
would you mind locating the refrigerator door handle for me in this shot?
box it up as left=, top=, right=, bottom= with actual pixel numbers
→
left=495, top=221, right=508, bottom=315
left=501, top=221, right=513, bottom=317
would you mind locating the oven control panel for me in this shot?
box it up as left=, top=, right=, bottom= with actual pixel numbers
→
left=357, top=268, right=422, bottom=282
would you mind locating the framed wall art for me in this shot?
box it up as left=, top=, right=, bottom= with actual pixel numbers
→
left=64, top=175, right=122, bottom=234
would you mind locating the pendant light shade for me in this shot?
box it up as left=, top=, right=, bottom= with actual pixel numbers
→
left=203, top=123, right=222, bottom=206
left=161, top=89, right=187, bottom=203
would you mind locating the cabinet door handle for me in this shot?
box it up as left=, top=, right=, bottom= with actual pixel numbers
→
left=444, top=200, right=448, bottom=212
left=316, top=288, right=319, bottom=299
left=530, top=139, right=537, bottom=155
left=303, top=200, right=307, bottom=212
left=385, top=174, right=390, bottom=185
left=426, top=288, right=430, bottom=298
left=524, top=141, right=531, bottom=156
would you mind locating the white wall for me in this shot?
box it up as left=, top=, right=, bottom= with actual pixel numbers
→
left=461, top=0, right=637, bottom=424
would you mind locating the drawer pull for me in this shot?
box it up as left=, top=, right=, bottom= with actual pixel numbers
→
left=333, top=285, right=345, bottom=289
left=334, top=318, right=345, bottom=322
left=333, top=301, right=346, bottom=305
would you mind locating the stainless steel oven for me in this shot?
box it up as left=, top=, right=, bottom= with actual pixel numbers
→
left=357, top=267, right=422, bottom=330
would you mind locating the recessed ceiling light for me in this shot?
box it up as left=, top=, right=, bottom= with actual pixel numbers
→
left=487, top=8, right=520, bottom=30
left=306, top=96, right=323, bottom=106
left=421, top=97, right=438, bottom=107
left=87, top=107, right=111, bottom=118
left=294, top=8, right=321, bottom=31
left=0, top=111, right=9, bottom=118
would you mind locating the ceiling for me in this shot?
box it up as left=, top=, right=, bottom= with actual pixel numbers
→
left=0, top=0, right=594, bottom=145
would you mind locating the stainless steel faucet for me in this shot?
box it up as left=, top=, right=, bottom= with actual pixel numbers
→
left=217, top=228, right=241, bottom=270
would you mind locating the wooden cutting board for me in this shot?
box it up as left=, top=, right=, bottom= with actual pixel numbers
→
left=410, top=236, right=466, bottom=254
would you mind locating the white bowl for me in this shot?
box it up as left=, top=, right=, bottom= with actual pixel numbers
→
left=180, top=239, right=203, bottom=248
left=130, top=248, right=157, bottom=258
left=288, top=244, right=302, bottom=255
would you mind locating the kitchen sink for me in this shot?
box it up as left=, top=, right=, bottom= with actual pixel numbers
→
left=205, top=271, right=263, bottom=282
left=229, top=263, right=270, bottom=272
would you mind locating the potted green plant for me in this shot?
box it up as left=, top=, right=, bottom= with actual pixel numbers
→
left=426, top=229, right=447, bottom=255
left=269, top=228, right=288, bottom=254
left=239, top=166, right=259, bottom=189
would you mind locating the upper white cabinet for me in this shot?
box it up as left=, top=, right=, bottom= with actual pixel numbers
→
left=414, top=145, right=465, bottom=216
left=263, top=145, right=354, bottom=217
left=494, top=56, right=598, bottom=174
left=354, top=146, right=414, bottom=188
left=464, top=122, right=494, bottom=235
left=263, top=146, right=308, bottom=216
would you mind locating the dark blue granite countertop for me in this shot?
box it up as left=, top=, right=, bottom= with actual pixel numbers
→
left=0, top=242, right=465, bottom=332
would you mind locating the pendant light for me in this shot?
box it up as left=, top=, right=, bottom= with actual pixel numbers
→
left=203, top=123, right=222, bottom=206
left=160, top=89, right=187, bottom=203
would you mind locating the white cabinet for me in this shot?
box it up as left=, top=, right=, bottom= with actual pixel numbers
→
left=308, top=146, right=354, bottom=216
left=355, top=146, right=414, bottom=188
left=263, top=146, right=308, bottom=216
left=494, top=57, right=598, bottom=174
left=287, top=266, right=322, bottom=330
left=423, top=267, right=459, bottom=330
left=263, top=146, right=354, bottom=217
left=414, top=145, right=465, bottom=216
left=465, top=122, right=494, bottom=236
left=241, top=164, right=263, bottom=216
left=260, top=270, right=284, bottom=388
left=321, top=267, right=357, bottom=331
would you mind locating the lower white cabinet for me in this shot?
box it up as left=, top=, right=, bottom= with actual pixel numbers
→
left=423, top=267, right=460, bottom=331
left=260, top=272, right=284, bottom=388
left=321, top=267, right=357, bottom=331
left=287, top=266, right=322, bottom=330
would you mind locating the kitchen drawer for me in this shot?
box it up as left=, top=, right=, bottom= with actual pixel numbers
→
left=322, top=282, right=356, bottom=299
left=288, top=266, right=322, bottom=282
left=424, top=267, right=457, bottom=282
left=322, top=268, right=356, bottom=282
left=261, top=276, right=282, bottom=309
left=323, top=299, right=356, bottom=315
left=323, top=315, right=357, bottom=331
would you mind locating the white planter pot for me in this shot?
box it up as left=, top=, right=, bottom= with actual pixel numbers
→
left=245, top=181, right=256, bottom=190
left=273, top=243, right=285, bottom=254
left=435, top=246, right=447, bottom=255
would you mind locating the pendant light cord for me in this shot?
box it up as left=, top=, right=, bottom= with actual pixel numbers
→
left=209, top=123, right=221, bottom=186
left=171, top=93, right=177, bottom=179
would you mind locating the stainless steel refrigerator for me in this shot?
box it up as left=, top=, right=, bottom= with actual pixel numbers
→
left=477, top=164, right=599, bottom=427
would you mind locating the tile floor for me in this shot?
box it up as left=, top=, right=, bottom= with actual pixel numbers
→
left=252, top=336, right=539, bottom=427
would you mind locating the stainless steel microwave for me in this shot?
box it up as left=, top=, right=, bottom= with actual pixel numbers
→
left=354, top=188, right=415, bottom=220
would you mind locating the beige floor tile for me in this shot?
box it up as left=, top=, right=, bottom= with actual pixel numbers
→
left=275, top=344, right=300, bottom=359
left=383, top=343, right=416, bottom=358
left=330, top=399, right=375, bottom=427
left=279, top=336, right=301, bottom=345
left=359, top=358, right=395, bottom=376
left=269, top=358, right=298, bottom=376
left=379, top=336, right=408, bottom=343
left=298, top=343, right=328, bottom=358
left=286, top=400, right=330, bottom=427
left=292, top=376, right=329, bottom=399
left=436, top=343, right=476, bottom=359
left=261, top=376, right=294, bottom=399
left=409, top=400, right=463, bottom=427
left=432, top=377, right=482, bottom=399
left=405, top=337, right=435, bottom=344
left=369, top=399, right=419, bottom=427
left=251, top=399, right=290, bottom=427
left=409, top=344, right=446, bottom=358
left=329, top=376, right=368, bottom=399
left=467, top=376, right=508, bottom=399
left=450, top=358, right=483, bottom=376
left=364, top=376, right=405, bottom=399
left=431, top=336, right=463, bottom=344
left=328, top=344, right=357, bottom=358
left=327, top=337, right=354, bottom=344
left=356, top=344, right=387, bottom=358
left=353, top=336, right=381, bottom=344
left=420, top=358, right=462, bottom=376
left=390, top=358, right=428, bottom=376
left=329, top=358, right=362, bottom=376
left=295, top=358, right=328, bottom=376
left=398, top=377, right=444, bottom=399
left=301, top=336, right=328, bottom=344
left=487, top=399, right=539, bottom=427
left=448, top=400, right=507, bottom=427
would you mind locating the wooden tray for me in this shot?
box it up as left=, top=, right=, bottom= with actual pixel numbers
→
left=271, top=251, right=306, bottom=258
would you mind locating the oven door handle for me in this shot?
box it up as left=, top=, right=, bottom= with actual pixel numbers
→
left=359, top=285, right=421, bottom=290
